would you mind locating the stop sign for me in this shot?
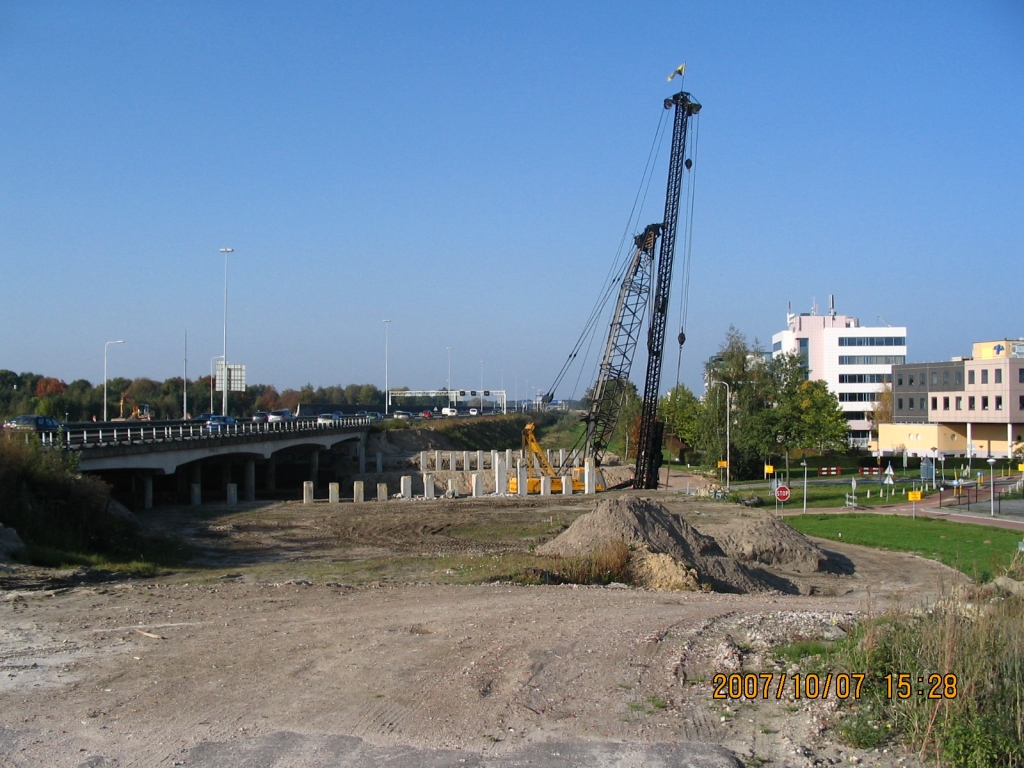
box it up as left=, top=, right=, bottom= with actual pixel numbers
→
left=776, top=485, right=791, bottom=502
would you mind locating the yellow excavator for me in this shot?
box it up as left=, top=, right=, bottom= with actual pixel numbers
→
left=112, top=391, right=153, bottom=421
left=507, top=422, right=606, bottom=494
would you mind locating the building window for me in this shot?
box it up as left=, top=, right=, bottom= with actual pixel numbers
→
left=931, top=372, right=938, bottom=386
left=995, top=369, right=1002, bottom=384
left=838, top=355, right=906, bottom=365
left=772, top=340, right=782, bottom=352
left=909, top=374, right=915, bottom=386
left=897, top=398, right=904, bottom=410
left=956, top=396, right=963, bottom=410
left=943, top=371, right=949, bottom=385
left=943, top=396, right=949, bottom=410
left=908, top=398, right=914, bottom=410
left=1020, top=395, right=1024, bottom=410
left=956, top=371, right=963, bottom=385
left=981, top=370, right=989, bottom=384
left=969, top=370, right=975, bottom=385
left=838, top=336, right=906, bottom=347
left=931, top=397, right=937, bottom=410
left=995, top=396, right=1003, bottom=411
left=1019, top=368, right=1024, bottom=384
left=968, top=396, right=975, bottom=410
left=920, top=398, right=926, bottom=410
left=982, top=396, right=989, bottom=410
left=897, top=374, right=903, bottom=386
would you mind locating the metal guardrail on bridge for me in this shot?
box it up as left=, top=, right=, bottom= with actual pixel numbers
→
left=21, top=417, right=370, bottom=450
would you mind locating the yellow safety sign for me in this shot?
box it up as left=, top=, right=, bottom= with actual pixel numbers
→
left=764, top=464, right=774, bottom=474
left=908, top=491, right=922, bottom=501
left=717, top=460, right=728, bottom=468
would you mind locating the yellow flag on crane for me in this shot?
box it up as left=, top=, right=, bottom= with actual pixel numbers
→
left=667, top=63, right=685, bottom=81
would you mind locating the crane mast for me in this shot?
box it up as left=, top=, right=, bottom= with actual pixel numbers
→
left=634, top=90, right=701, bottom=489
left=579, top=223, right=661, bottom=466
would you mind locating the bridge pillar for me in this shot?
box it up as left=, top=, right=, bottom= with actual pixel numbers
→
left=420, top=451, right=428, bottom=470
left=376, top=451, right=383, bottom=474
left=471, top=473, right=482, bottom=497
left=401, top=475, right=412, bottom=499
left=434, top=450, right=442, bottom=471
left=495, top=458, right=506, bottom=494
left=353, top=481, right=364, bottom=503
left=310, top=450, right=320, bottom=494
left=463, top=451, right=470, bottom=472
left=221, top=459, right=232, bottom=500
left=562, top=475, right=573, bottom=495
left=189, top=462, right=202, bottom=495
left=423, top=473, right=434, bottom=499
left=243, top=460, right=256, bottom=502
left=142, top=474, right=153, bottom=510
left=358, top=441, right=366, bottom=474
left=516, top=461, right=527, bottom=497
left=476, top=450, right=484, bottom=471
left=491, top=450, right=497, bottom=471
left=540, top=476, right=551, bottom=496
left=376, top=482, right=388, bottom=502
left=559, top=449, right=566, bottom=472
left=329, top=482, right=340, bottom=504
left=505, top=449, right=513, bottom=474
left=266, top=455, right=276, bottom=492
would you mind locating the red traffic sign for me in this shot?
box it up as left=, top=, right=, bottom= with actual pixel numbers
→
left=775, top=485, right=791, bottom=502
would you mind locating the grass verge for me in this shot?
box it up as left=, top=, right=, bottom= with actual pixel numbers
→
left=786, top=513, right=1022, bottom=582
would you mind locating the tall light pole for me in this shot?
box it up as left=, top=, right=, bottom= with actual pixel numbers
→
left=219, top=248, right=234, bottom=416
left=801, top=459, right=808, bottom=514
left=103, top=340, right=125, bottom=422
left=711, top=380, right=731, bottom=491
left=987, top=457, right=996, bottom=516
left=383, top=319, right=391, bottom=415
left=447, top=347, right=452, bottom=392
left=479, top=361, right=484, bottom=412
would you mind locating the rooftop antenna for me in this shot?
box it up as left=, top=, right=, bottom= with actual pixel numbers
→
left=829, top=294, right=835, bottom=318
left=877, top=315, right=892, bottom=327
left=811, top=297, right=818, bottom=316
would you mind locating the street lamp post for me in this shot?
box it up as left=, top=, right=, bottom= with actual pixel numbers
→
left=479, top=361, right=484, bottom=413
left=446, top=347, right=452, bottom=393
left=383, top=320, right=391, bottom=415
left=219, top=248, right=234, bottom=416
left=210, top=356, right=223, bottom=415
left=103, top=340, right=125, bottom=422
left=711, top=381, right=731, bottom=491
left=987, top=457, right=996, bottom=517
left=801, top=459, right=808, bottom=514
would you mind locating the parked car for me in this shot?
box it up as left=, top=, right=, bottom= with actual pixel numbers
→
left=205, top=415, right=237, bottom=433
left=252, top=411, right=270, bottom=423
left=317, top=412, right=343, bottom=424
left=3, top=414, right=62, bottom=433
left=392, top=410, right=412, bottom=420
left=267, top=409, right=293, bottom=423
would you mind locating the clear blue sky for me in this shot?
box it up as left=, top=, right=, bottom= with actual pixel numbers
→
left=2, top=1, right=1021, bottom=400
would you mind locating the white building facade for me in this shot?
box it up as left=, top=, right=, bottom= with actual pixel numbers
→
left=771, top=301, right=907, bottom=448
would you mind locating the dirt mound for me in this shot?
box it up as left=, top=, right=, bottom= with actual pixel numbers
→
left=375, top=429, right=467, bottom=453
left=537, top=495, right=777, bottom=593
left=629, top=548, right=702, bottom=591
left=710, top=513, right=831, bottom=574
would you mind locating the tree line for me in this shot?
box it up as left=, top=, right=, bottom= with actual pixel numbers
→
left=0, top=369, right=386, bottom=422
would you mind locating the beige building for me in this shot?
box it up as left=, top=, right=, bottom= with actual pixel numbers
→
left=877, top=339, right=1024, bottom=458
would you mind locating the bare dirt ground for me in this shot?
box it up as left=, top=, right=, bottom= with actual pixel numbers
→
left=0, top=485, right=966, bottom=768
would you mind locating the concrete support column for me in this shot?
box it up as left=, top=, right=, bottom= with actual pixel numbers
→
left=189, top=462, right=201, bottom=492
left=226, top=483, right=238, bottom=505
left=446, top=479, right=458, bottom=497
left=516, top=461, right=527, bottom=497
left=540, top=476, right=551, bottom=496
left=376, top=482, right=388, bottom=501
left=573, top=455, right=581, bottom=468
left=450, top=451, right=458, bottom=471
left=221, top=459, right=232, bottom=499
left=463, top=451, right=471, bottom=472
left=358, top=441, right=366, bottom=474
left=243, top=460, right=256, bottom=502
left=967, top=423, right=973, bottom=459
left=142, top=475, right=153, bottom=510
left=546, top=449, right=553, bottom=466
left=329, top=483, right=340, bottom=504
left=423, top=473, right=435, bottom=499
left=434, top=450, right=442, bottom=471
left=401, top=476, right=412, bottom=499
left=471, top=473, right=482, bottom=497
left=266, top=455, right=277, bottom=492
left=376, top=451, right=383, bottom=474
left=584, top=458, right=596, bottom=495
left=559, top=449, right=566, bottom=472
left=303, top=481, right=314, bottom=504
left=476, top=450, right=484, bottom=472
left=420, top=451, right=429, bottom=470
left=490, top=450, right=497, bottom=471
left=562, top=475, right=573, bottom=495
left=309, top=450, right=320, bottom=494
left=505, top=449, right=513, bottom=473
left=190, top=483, right=202, bottom=506
left=353, top=481, right=365, bottom=503
left=495, top=459, right=506, bottom=495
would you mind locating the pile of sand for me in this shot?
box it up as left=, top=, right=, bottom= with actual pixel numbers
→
left=708, top=513, right=831, bottom=574
left=537, top=496, right=776, bottom=593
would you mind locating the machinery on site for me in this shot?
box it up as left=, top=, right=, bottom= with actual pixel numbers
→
left=544, top=85, right=702, bottom=490
left=507, top=422, right=606, bottom=494
left=112, top=391, right=153, bottom=421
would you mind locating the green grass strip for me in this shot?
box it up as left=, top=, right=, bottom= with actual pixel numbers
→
left=786, top=513, right=1023, bottom=582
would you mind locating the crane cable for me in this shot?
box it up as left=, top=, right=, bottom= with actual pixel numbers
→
left=547, top=108, right=671, bottom=401
left=672, top=110, right=700, bottom=392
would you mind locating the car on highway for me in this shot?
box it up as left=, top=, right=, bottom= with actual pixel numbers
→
left=192, top=412, right=214, bottom=422
left=251, top=411, right=270, bottom=423
left=267, top=409, right=293, bottom=423
left=3, top=414, right=63, bottom=433
left=366, top=412, right=382, bottom=423
left=420, top=411, right=433, bottom=419
left=392, top=410, right=413, bottom=420
left=440, top=407, right=458, bottom=417
left=205, top=415, right=237, bottom=433
left=317, top=412, right=343, bottom=424
left=469, top=408, right=479, bottom=416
